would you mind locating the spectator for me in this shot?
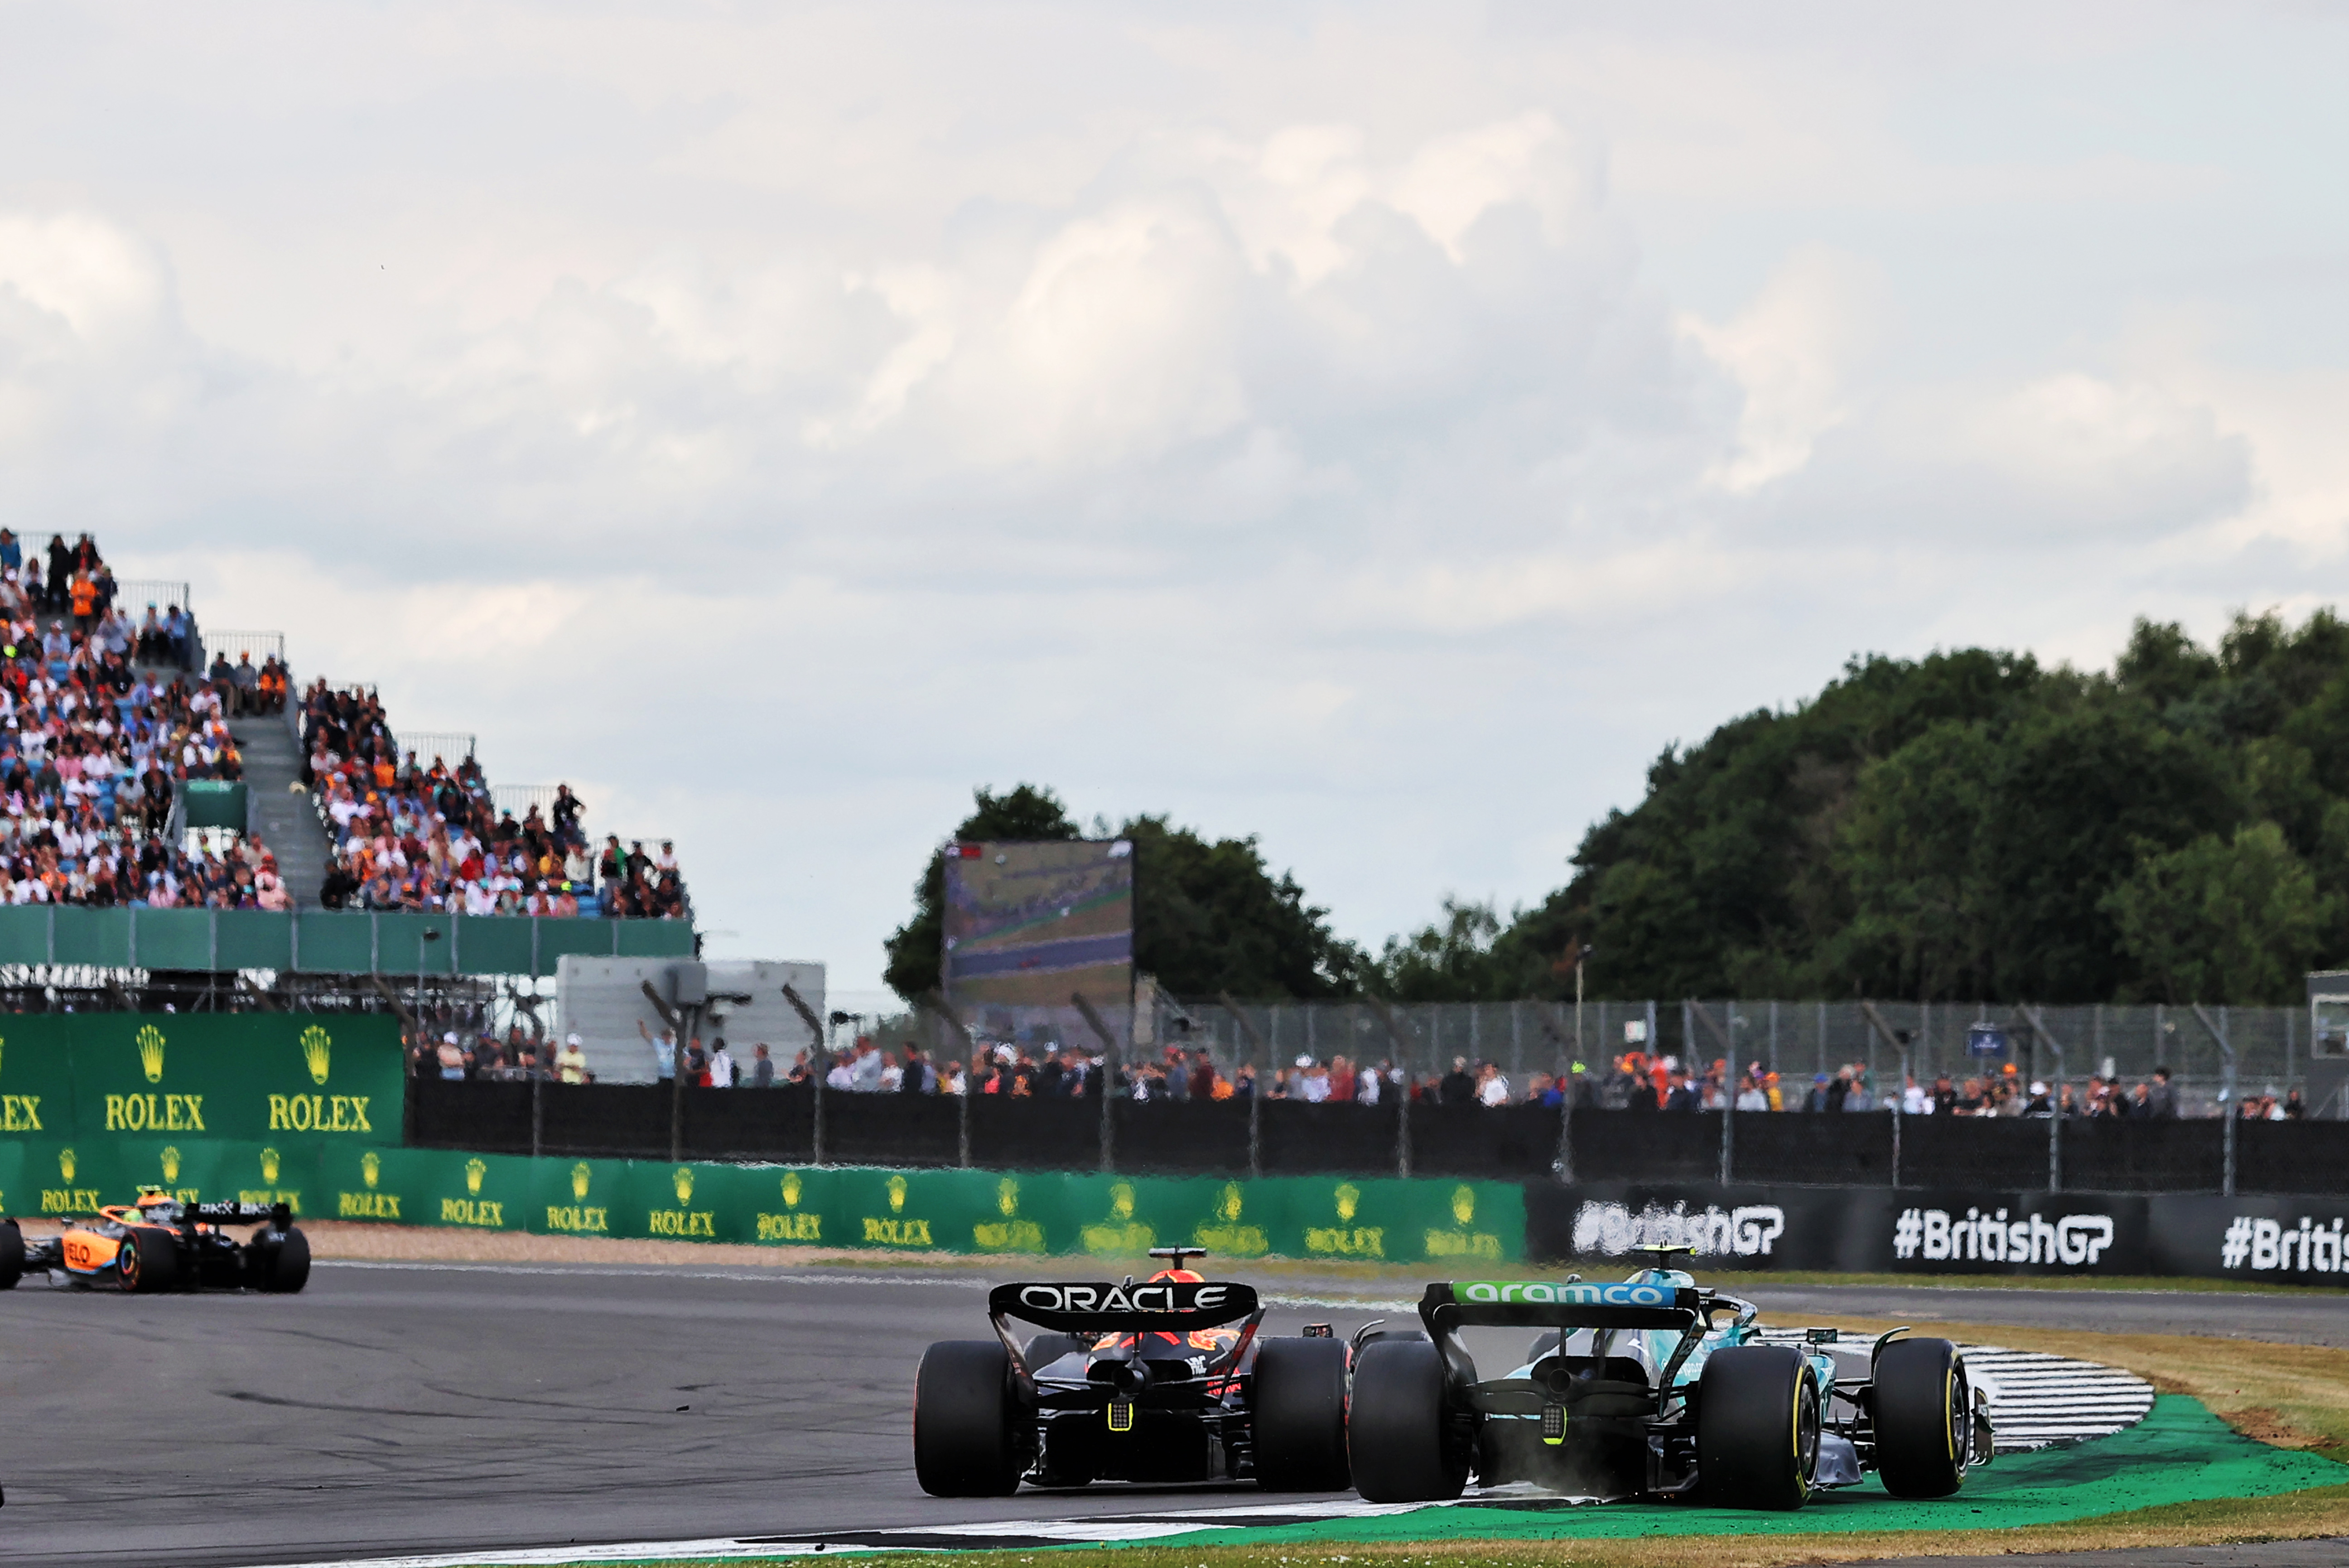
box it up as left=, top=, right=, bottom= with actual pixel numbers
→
left=1476, top=1063, right=1510, bottom=1107
left=1438, top=1056, right=1475, bottom=1105
left=435, top=1031, right=468, bottom=1081
left=640, top=1020, right=677, bottom=1082
left=749, top=1042, right=774, bottom=1087
left=708, top=1037, right=736, bottom=1088
left=556, top=1032, right=590, bottom=1084
left=2146, top=1066, right=2178, bottom=1119
left=900, top=1047, right=929, bottom=1094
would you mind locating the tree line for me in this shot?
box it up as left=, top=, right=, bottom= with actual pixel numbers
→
left=886, top=611, right=2349, bottom=1007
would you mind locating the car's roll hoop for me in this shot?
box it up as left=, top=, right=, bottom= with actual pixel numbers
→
left=1419, top=1279, right=1710, bottom=1335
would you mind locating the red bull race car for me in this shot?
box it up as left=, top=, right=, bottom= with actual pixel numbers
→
left=0, top=1195, right=311, bottom=1294
left=914, top=1247, right=1351, bottom=1495
left=1348, top=1246, right=1991, bottom=1508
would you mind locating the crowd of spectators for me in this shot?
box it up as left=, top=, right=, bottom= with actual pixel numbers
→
left=0, top=532, right=302, bottom=909
left=575, top=1034, right=2283, bottom=1120
left=307, top=680, right=687, bottom=918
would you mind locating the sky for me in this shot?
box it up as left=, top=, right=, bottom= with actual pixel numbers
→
left=3, top=2, right=2347, bottom=1000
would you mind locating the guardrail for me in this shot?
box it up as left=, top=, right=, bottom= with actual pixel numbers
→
left=114, top=577, right=192, bottom=612
left=202, top=629, right=285, bottom=666
left=0, top=907, right=693, bottom=977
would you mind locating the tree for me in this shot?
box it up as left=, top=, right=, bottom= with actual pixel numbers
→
left=2102, top=822, right=2328, bottom=1004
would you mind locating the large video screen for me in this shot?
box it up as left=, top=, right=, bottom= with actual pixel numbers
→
left=942, top=839, right=1134, bottom=1023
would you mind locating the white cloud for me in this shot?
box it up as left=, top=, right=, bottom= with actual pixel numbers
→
left=0, top=2, right=2343, bottom=986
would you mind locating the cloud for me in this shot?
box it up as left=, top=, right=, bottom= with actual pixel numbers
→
left=0, top=2, right=2342, bottom=989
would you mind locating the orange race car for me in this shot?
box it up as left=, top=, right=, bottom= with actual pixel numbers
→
left=0, top=1194, right=310, bottom=1294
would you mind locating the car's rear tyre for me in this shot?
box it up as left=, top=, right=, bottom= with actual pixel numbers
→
left=1697, top=1345, right=1818, bottom=1509
left=1348, top=1338, right=1467, bottom=1503
left=0, top=1219, right=22, bottom=1289
left=914, top=1341, right=1024, bottom=1497
left=1873, top=1337, right=1969, bottom=1498
left=117, top=1226, right=176, bottom=1294
left=258, top=1227, right=311, bottom=1293
left=1252, top=1336, right=1351, bottom=1491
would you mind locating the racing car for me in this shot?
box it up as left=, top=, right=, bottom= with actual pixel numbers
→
left=1348, top=1246, right=1992, bottom=1509
left=914, top=1247, right=1351, bottom=1496
left=0, top=1193, right=311, bottom=1294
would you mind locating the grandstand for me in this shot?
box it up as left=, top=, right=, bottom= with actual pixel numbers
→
left=0, top=536, right=695, bottom=1012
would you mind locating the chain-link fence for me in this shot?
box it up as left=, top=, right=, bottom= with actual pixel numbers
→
left=1101, top=996, right=2315, bottom=1114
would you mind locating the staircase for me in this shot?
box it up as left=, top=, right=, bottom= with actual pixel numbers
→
left=232, top=711, right=333, bottom=908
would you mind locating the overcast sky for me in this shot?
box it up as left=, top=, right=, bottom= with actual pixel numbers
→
left=4, top=3, right=2345, bottom=996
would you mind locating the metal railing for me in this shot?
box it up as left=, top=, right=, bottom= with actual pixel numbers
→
left=493, top=784, right=563, bottom=822
left=113, top=578, right=193, bottom=612
left=396, top=731, right=477, bottom=768
left=201, top=630, right=285, bottom=667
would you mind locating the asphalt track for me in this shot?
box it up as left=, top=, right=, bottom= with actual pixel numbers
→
left=4, top=1263, right=2342, bottom=1568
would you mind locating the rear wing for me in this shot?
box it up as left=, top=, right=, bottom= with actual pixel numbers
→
left=1419, top=1279, right=1705, bottom=1335
left=135, top=1198, right=294, bottom=1228
left=990, top=1279, right=1259, bottom=1332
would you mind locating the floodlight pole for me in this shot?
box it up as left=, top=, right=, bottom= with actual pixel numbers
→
left=1220, top=991, right=1265, bottom=1178
left=1073, top=991, right=1120, bottom=1174
left=1858, top=1001, right=1909, bottom=1189
left=2020, top=1004, right=2065, bottom=1193
left=782, top=983, right=829, bottom=1165
left=2191, top=1002, right=2238, bottom=1197
left=1686, top=999, right=1736, bottom=1184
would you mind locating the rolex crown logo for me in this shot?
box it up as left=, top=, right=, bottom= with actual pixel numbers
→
left=1336, top=1182, right=1360, bottom=1222
left=261, top=1147, right=282, bottom=1183
left=887, top=1174, right=908, bottom=1213
left=465, top=1157, right=487, bottom=1196
left=136, top=1024, right=166, bottom=1084
left=572, top=1162, right=591, bottom=1201
left=673, top=1166, right=695, bottom=1205
left=161, top=1146, right=181, bottom=1182
left=1218, top=1182, right=1243, bottom=1223
left=362, top=1151, right=382, bottom=1189
left=997, top=1177, right=1019, bottom=1217
left=1451, top=1185, right=1475, bottom=1226
left=58, top=1148, right=75, bottom=1181
left=1111, top=1182, right=1134, bottom=1221
left=300, top=1025, right=333, bottom=1086
left=781, top=1172, right=802, bottom=1207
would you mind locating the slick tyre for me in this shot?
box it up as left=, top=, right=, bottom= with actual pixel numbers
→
left=0, top=1218, right=21, bottom=1290
left=914, top=1341, right=1023, bottom=1497
left=1873, top=1337, right=1970, bottom=1498
left=259, top=1227, right=311, bottom=1294
left=1252, top=1336, right=1351, bottom=1491
left=1348, top=1338, right=1467, bottom=1503
left=1697, top=1345, right=1819, bottom=1510
left=116, top=1226, right=176, bottom=1294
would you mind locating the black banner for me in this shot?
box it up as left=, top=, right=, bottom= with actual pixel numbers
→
left=1523, top=1181, right=2349, bottom=1287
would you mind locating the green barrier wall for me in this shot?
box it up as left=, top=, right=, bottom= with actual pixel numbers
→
left=6, top=1137, right=1528, bottom=1264
left=0, top=1014, right=404, bottom=1154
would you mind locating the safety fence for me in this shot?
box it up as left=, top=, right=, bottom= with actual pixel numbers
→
left=0, top=906, right=693, bottom=976
left=407, top=1080, right=2349, bottom=1195
left=1130, top=996, right=2334, bottom=1110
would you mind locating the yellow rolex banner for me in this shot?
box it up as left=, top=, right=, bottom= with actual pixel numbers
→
left=0, top=1015, right=404, bottom=1150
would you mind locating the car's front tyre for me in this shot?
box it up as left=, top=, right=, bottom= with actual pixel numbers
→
left=914, top=1341, right=1024, bottom=1497
left=1697, top=1344, right=1819, bottom=1509
left=0, top=1218, right=21, bottom=1290
left=1347, top=1338, right=1467, bottom=1503
left=1252, top=1336, right=1350, bottom=1491
left=1873, top=1337, right=1970, bottom=1498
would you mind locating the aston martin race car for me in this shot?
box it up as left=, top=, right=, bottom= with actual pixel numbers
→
left=914, top=1247, right=1351, bottom=1496
left=1348, top=1247, right=1992, bottom=1508
left=0, top=1194, right=311, bottom=1294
